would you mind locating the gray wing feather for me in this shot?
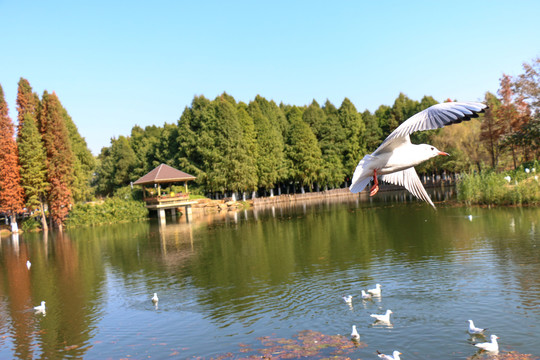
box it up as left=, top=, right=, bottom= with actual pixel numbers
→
left=380, top=167, right=435, bottom=208
left=374, top=102, right=486, bottom=155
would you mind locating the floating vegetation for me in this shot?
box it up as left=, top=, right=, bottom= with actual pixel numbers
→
left=467, top=351, right=539, bottom=360
left=198, top=330, right=366, bottom=359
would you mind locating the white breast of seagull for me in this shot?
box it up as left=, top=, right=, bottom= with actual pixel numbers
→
left=474, top=334, right=499, bottom=352
left=349, top=101, right=487, bottom=208
left=351, top=325, right=360, bottom=339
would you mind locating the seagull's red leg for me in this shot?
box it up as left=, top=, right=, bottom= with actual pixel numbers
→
left=369, top=169, right=379, bottom=196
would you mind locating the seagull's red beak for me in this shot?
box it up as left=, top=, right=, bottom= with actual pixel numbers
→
left=438, top=151, right=449, bottom=156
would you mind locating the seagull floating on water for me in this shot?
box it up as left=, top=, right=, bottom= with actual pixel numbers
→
left=351, top=325, right=360, bottom=340
left=377, top=350, right=401, bottom=360
left=26, top=260, right=31, bottom=269
left=473, top=334, right=499, bottom=353
left=342, top=295, right=352, bottom=304
left=371, top=309, right=393, bottom=323
left=34, top=301, right=46, bottom=314
left=349, top=102, right=487, bottom=208
left=468, top=319, right=487, bottom=335
left=367, top=284, right=382, bottom=296
left=152, top=293, right=159, bottom=303
left=361, top=290, right=372, bottom=300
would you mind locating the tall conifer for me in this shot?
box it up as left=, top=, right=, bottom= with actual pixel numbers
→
left=17, top=113, right=49, bottom=230
left=39, top=91, right=74, bottom=230
left=0, top=84, right=25, bottom=231
left=16, top=77, right=38, bottom=136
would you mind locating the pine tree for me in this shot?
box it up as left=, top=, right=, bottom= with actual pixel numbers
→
left=39, top=91, right=74, bottom=230
left=0, top=84, right=25, bottom=231
left=236, top=102, right=259, bottom=193
left=285, top=107, right=322, bottom=191
left=247, top=101, right=286, bottom=192
left=338, top=98, right=366, bottom=178
left=17, top=112, right=49, bottom=230
left=61, top=106, right=96, bottom=202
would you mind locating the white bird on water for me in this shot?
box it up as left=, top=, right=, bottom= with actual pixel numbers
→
left=34, top=301, right=46, bottom=314
left=367, top=283, right=382, bottom=296
left=377, top=350, right=401, bottom=360
left=342, top=295, right=352, bottom=304
left=152, top=293, right=159, bottom=303
left=349, top=102, right=487, bottom=208
left=26, top=260, right=31, bottom=269
left=350, top=325, right=360, bottom=340
left=468, top=319, right=487, bottom=335
left=473, top=334, right=499, bottom=353
left=361, top=290, right=372, bottom=300
left=371, top=309, right=393, bottom=323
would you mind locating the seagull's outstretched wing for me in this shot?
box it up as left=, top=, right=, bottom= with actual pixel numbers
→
left=374, top=102, right=486, bottom=155
left=380, top=167, right=435, bottom=208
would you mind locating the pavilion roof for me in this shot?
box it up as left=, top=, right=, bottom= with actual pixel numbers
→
left=133, top=164, right=196, bottom=185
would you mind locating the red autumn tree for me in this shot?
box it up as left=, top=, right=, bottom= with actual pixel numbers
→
left=498, top=74, right=531, bottom=168
left=16, top=77, right=39, bottom=136
left=0, top=84, right=25, bottom=231
left=39, top=91, right=74, bottom=231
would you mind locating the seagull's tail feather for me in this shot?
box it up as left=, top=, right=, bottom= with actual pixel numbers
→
left=349, top=155, right=373, bottom=193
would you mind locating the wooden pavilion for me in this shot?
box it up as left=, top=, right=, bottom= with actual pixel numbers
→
left=133, top=164, right=197, bottom=224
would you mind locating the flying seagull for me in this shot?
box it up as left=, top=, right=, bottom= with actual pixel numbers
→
left=349, top=101, right=487, bottom=208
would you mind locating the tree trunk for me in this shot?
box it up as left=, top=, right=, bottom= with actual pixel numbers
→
left=39, top=202, right=48, bottom=232
left=10, top=214, right=19, bottom=233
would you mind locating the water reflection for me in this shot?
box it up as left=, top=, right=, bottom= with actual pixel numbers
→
left=0, top=195, right=539, bottom=359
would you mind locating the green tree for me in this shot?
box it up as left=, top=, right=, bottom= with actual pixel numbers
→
left=285, top=107, right=322, bottom=191
left=61, top=106, right=96, bottom=202
left=338, top=98, right=366, bottom=178
left=361, top=109, right=383, bottom=153
left=236, top=102, right=258, bottom=194
left=306, top=100, right=346, bottom=188
left=247, top=100, right=286, bottom=192
left=95, top=136, right=138, bottom=196
left=17, top=112, right=49, bottom=230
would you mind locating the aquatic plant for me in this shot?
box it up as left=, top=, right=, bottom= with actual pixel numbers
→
left=203, top=330, right=365, bottom=359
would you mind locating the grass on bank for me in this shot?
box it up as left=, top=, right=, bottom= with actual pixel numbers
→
left=457, top=161, right=540, bottom=206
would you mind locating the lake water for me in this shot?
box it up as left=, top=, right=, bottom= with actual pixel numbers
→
left=1, top=192, right=539, bottom=359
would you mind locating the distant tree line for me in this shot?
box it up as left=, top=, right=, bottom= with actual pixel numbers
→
left=0, top=58, right=538, bottom=229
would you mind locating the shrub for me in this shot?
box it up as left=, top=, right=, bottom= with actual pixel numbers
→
left=66, top=197, right=148, bottom=228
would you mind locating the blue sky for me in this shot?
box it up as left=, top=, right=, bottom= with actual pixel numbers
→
left=1, top=0, right=539, bottom=155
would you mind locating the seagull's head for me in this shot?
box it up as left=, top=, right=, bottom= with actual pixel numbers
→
left=491, top=335, right=499, bottom=340
left=420, top=144, right=449, bottom=160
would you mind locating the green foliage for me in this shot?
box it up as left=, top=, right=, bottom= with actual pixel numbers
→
left=458, top=162, right=540, bottom=205
left=285, top=107, right=322, bottom=188
left=21, top=217, right=41, bottom=232
left=17, top=113, right=48, bottom=211
left=65, top=197, right=148, bottom=228
left=94, top=136, right=137, bottom=195
left=62, top=107, right=96, bottom=202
